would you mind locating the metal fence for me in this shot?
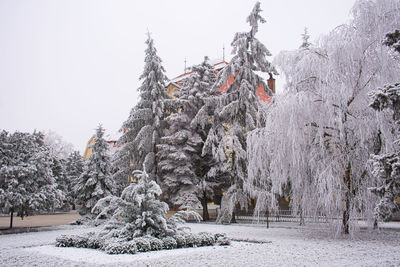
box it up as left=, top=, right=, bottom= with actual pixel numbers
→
left=234, top=208, right=329, bottom=224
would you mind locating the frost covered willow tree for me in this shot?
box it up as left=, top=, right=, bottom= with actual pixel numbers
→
left=75, top=125, right=115, bottom=216
left=369, top=28, right=400, bottom=222
left=113, top=33, right=169, bottom=190
left=248, top=0, right=400, bottom=234
left=209, top=2, right=276, bottom=223
left=0, top=131, right=63, bottom=228
left=158, top=57, right=219, bottom=220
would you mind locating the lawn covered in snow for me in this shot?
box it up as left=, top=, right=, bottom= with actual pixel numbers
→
left=1, top=222, right=400, bottom=266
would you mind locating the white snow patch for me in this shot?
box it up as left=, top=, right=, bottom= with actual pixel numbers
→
left=2, top=223, right=400, bottom=266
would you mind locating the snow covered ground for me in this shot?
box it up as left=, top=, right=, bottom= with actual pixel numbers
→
left=1, top=222, right=400, bottom=266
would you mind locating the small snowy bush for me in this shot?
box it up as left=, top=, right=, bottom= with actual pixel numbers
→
left=55, top=231, right=228, bottom=253
left=55, top=235, right=89, bottom=248
left=87, top=236, right=102, bottom=249
left=55, top=235, right=75, bottom=247
left=85, top=233, right=103, bottom=249
left=215, top=233, right=230, bottom=246
left=183, top=233, right=202, bottom=247
left=144, top=236, right=163, bottom=251
left=198, top=232, right=215, bottom=246
left=103, top=240, right=137, bottom=255
left=173, top=234, right=187, bottom=248
left=73, top=235, right=89, bottom=248
left=132, top=237, right=151, bottom=252
left=161, top=236, right=177, bottom=250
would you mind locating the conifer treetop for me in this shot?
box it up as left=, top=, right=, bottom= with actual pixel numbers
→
left=246, top=1, right=266, bottom=38
left=217, top=1, right=277, bottom=95
left=300, top=27, right=311, bottom=49
left=139, top=32, right=169, bottom=101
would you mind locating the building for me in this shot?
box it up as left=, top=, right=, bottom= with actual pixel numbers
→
left=84, top=58, right=276, bottom=159
left=166, top=58, right=276, bottom=102
left=83, top=131, right=120, bottom=160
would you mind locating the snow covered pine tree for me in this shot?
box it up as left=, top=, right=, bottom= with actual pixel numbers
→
left=93, top=167, right=201, bottom=239
left=75, top=125, right=115, bottom=217
left=158, top=57, right=220, bottom=220
left=113, top=32, right=169, bottom=191
left=64, top=151, right=84, bottom=210
left=209, top=2, right=277, bottom=223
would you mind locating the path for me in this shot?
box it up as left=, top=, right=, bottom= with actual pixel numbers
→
left=0, top=212, right=80, bottom=229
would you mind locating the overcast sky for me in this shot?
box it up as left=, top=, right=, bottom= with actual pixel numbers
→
left=0, top=0, right=357, bottom=153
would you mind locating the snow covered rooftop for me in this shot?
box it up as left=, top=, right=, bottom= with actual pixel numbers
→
left=167, top=59, right=228, bottom=86
left=104, top=130, right=121, bottom=142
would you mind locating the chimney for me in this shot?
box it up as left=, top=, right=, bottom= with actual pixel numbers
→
left=267, top=73, right=276, bottom=94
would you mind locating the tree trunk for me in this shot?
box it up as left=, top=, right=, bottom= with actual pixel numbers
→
left=266, top=208, right=269, bottom=229
left=299, top=208, right=305, bottom=226
left=343, top=162, right=352, bottom=234
left=201, top=197, right=210, bottom=221
left=9, top=209, right=14, bottom=229
left=231, top=210, right=237, bottom=223
left=342, top=205, right=350, bottom=234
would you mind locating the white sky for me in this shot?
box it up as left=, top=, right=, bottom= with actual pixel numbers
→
left=0, top=0, right=357, bottom=153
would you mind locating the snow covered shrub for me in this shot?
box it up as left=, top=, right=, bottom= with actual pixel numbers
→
left=183, top=233, right=202, bottom=247
left=144, top=236, right=163, bottom=251
left=72, top=235, right=89, bottom=248
left=198, top=232, right=215, bottom=246
left=132, top=237, right=151, bottom=252
left=173, top=234, right=187, bottom=248
left=86, top=234, right=103, bottom=249
left=214, top=233, right=226, bottom=239
left=55, top=234, right=89, bottom=248
left=55, top=235, right=75, bottom=247
left=103, top=240, right=137, bottom=255
left=161, top=236, right=177, bottom=250
left=215, top=233, right=230, bottom=246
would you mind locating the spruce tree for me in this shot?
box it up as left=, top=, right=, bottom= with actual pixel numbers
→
left=64, top=151, right=84, bottom=210
left=114, top=32, right=169, bottom=190
left=75, top=125, right=115, bottom=216
left=300, top=27, right=311, bottom=49
left=50, top=156, right=70, bottom=210
left=211, top=2, right=277, bottom=223
left=158, top=57, right=223, bottom=220
left=157, top=111, right=204, bottom=210
left=94, top=168, right=173, bottom=239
